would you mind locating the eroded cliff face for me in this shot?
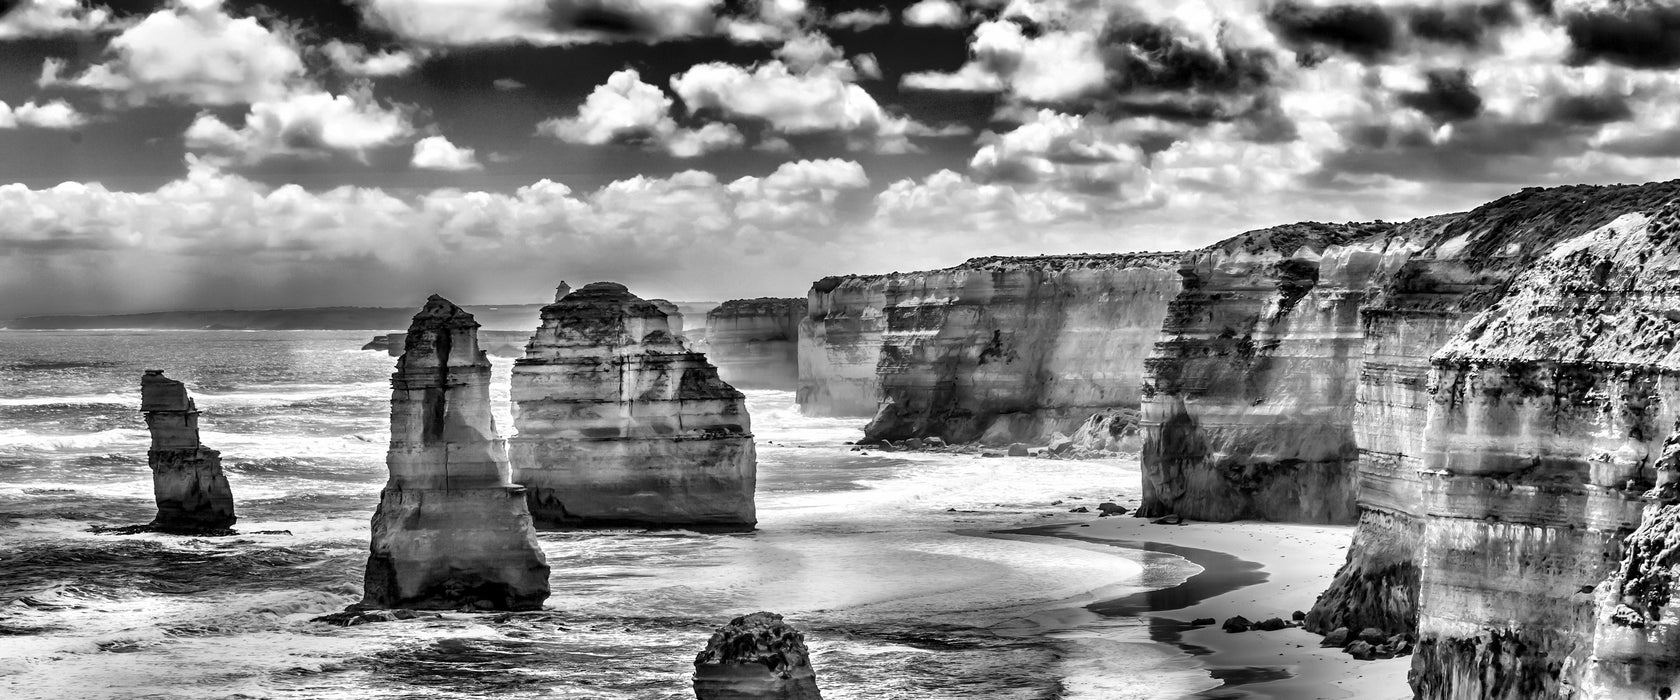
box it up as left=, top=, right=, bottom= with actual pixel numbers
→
left=799, top=255, right=1180, bottom=441
left=140, top=370, right=235, bottom=532
left=510, top=282, right=756, bottom=528
left=361, top=295, right=550, bottom=611
left=1286, top=183, right=1680, bottom=699
left=1137, top=222, right=1427, bottom=523
left=705, top=298, right=805, bottom=390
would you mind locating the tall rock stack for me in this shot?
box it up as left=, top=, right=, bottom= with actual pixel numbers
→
left=510, top=282, right=756, bottom=528
left=693, top=612, right=822, bottom=700
left=140, top=370, right=236, bottom=533
left=361, top=295, right=550, bottom=611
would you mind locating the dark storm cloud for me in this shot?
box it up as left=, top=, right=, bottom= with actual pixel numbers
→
left=1406, top=2, right=1519, bottom=48
left=1562, top=1, right=1680, bottom=68
left=1549, top=93, right=1634, bottom=125
left=1266, top=1, right=1525, bottom=63
left=1101, top=20, right=1275, bottom=93
left=1398, top=69, right=1483, bottom=122
left=1265, top=1, right=1399, bottom=62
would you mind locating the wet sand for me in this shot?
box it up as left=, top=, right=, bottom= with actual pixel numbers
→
left=1028, top=514, right=1412, bottom=700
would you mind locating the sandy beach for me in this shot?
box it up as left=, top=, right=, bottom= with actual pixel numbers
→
left=999, top=458, right=1412, bottom=700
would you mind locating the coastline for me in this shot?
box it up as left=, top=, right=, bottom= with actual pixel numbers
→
left=982, top=457, right=1410, bottom=700
left=1042, top=515, right=1409, bottom=700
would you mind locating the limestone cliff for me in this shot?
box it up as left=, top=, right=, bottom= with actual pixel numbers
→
left=1136, top=222, right=1428, bottom=523
left=1278, top=183, right=1680, bottom=699
left=140, top=370, right=236, bottom=533
left=509, top=282, right=756, bottom=528
left=704, top=298, right=805, bottom=390
left=360, top=295, right=550, bottom=611
left=693, top=612, right=822, bottom=700
left=800, top=254, right=1181, bottom=442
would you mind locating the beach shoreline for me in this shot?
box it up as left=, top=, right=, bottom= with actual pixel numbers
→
left=1007, top=512, right=1411, bottom=700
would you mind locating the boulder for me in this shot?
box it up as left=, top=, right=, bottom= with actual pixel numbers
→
left=1191, top=617, right=1216, bottom=626
left=1345, top=640, right=1376, bottom=660
left=1255, top=617, right=1288, bottom=631
left=1357, top=627, right=1387, bottom=645
left=1322, top=627, right=1350, bottom=647
left=1047, top=433, right=1075, bottom=455
left=693, top=612, right=822, bottom=700
left=1096, top=502, right=1128, bottom=517
left=1007, top=443, right=1029, bottom=457
left=1222, top=616, right=1252, bottom=633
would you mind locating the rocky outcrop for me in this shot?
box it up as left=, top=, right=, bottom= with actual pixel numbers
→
left=693, top=612, right=822, bottom=700
left=360, top=295, right=550, bottom=611
left=140, top=370, right=236, bottom=533
left=1066, top=408, right=1143, bottom=454
left=800, top=254, right=1181, bottom=442
left=1137, top=222, right=1428, bottom=523
left=704, top=298, right=805, bottom=390
left=509, top=282, right=756, bottom=529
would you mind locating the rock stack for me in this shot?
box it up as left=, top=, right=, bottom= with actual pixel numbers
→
left=140, top=370, right=236, bottom=533
left=510, top=281, right=756, bottom=528
left=693, top=612, right=822, bottom=700
left=360, top=295, right=550, bottom=611
left=704, top=298, right=805, bottom=390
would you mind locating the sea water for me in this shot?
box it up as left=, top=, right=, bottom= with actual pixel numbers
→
left=0, top=330, right=1208, bottom=699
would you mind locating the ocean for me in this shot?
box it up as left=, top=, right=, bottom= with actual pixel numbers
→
left=0, top=330, right=1210, bottom=699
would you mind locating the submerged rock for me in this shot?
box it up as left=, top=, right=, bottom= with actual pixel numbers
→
left=510, top=282, right=756, bottom=528
left=360, top=295, right=550, bottom=611
left=140, top=370, right=236, bottom=533
left=693, top=612, right=821, bottom=700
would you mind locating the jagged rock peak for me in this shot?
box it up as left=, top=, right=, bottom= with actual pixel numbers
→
left=553, top=281, right=571, bottom=302
left=410, top=294, right=479, bottom=328
left=693, top=612, right=822, bottom=700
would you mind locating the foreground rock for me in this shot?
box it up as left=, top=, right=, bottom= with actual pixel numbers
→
left=510, top=282, right=756, bottom=528
left=140, top=370, right=236, bottom=533
left=801, top=254, right=1181, bottom=443
left=360, top=295, right=550, bottom=611
left=704, top=298, right=806, bottom=390
left=693, top=612, right=821, bottom=700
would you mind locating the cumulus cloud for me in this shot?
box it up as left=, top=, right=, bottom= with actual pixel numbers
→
left=671, top=58, right=964, bottom=153
left=536, top=68, right=744, bottom=157
left=719, top=0, right=811, bottom=43
left=828, top=8, right=890, bottom=31
left=52, top=0, right=305, bottom=106
left=0, top=98, right=88, bottom=129
left=0, top=0, right=115, bottom=39
left=184, top=86, right=413, bottom=165
left=902, top=20, right=1108, bottom=102
left=321, top=40, right=425, bottom=78
left=355, top=0, right=722, bottom=45
left=410, top=135, right=482, bottom=170
left=903, top=0, right=964, bottom=28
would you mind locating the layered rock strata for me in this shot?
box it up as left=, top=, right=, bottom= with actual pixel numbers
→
left=693, top=612, right=822, bottom=700
left=1137, top=222, right=1427, bottom=523
left=1287, top=184, right=1680, bottom=699
left=704, top=298, right=806, bottom=389
left=140, top=370, right=236, bottom=532
left=360, top=295, right=550, bottom=611
left=800, top=254, right=1181, bottom=442
left=510, top=282, right=756, bottom=528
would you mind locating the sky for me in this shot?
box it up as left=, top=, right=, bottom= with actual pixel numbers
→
left=1, top=0, right=1677, bottom=315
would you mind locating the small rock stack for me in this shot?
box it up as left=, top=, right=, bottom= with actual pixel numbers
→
left=360, top=295, right=550, bottom=611
left=140, top=370, right=236, bottom=533
left=694, top=612, right=822, bottom=700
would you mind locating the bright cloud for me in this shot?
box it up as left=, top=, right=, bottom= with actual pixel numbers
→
left=0, top=0, right=115, bottom=39
left=903, top=0, right=964, bottom=28
left=184, top=86, right=413, bottom=165
left=0, top=99, right=88, bottom=129
left=411, top=135, right=483, bottom=171
left=536, top=68, right=744, bottom=158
